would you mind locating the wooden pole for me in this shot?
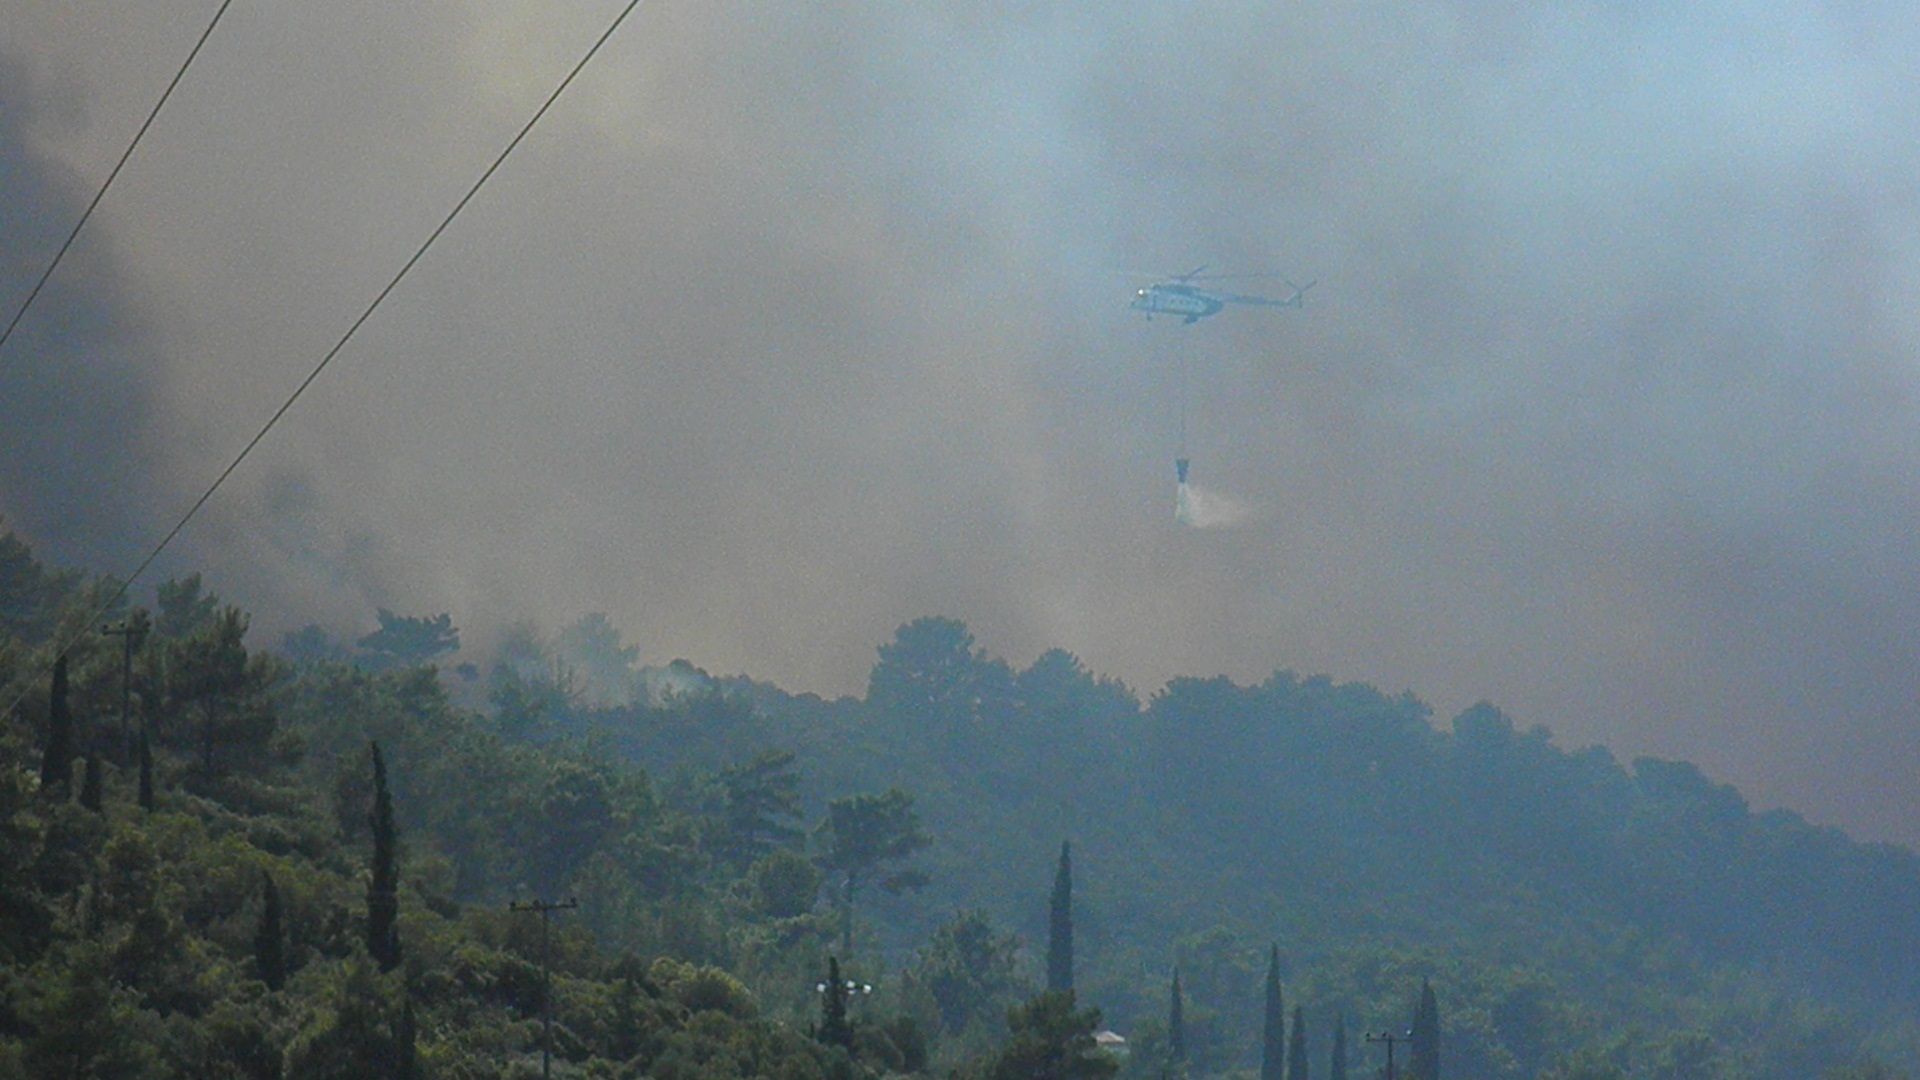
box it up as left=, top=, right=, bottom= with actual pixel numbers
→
left=509, top=897, right=579, bottom=1079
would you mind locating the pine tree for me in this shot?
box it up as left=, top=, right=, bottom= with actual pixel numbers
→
left=1168, top=968, right=1186, bottom=1068
left=1288, top=1004, right=1309, bottom=1080
left=814, top=788, right=932, bottom=959
left=39, top=655, right=73, bottom=794
left=137, top=724, right=155, bottom=812
left=1048, top=840, right=1074, bottom=994
left=1261, top=945, right=1285, bottom=1080
left=1410, top=979, right=1440, bottom=1080
left=79, top=752, right=102, bottom=812
left=1330, top=1016, right=1348, bottom=1080
left=818, top=956, right=852, bottom=1049
left=367, top=742, right=401, bottom=971
left=256, top=871, right=286, bottom=991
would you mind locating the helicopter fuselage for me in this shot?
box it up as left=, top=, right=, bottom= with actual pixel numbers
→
left=1130, top=283, right=1224, bottom=324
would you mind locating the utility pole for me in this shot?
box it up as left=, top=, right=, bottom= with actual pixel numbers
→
left=510, top=897, right=579, bottom=1080
left=101, top=615, right=146, bottom=767
left=1366, top=1030, right=1408, bottom=1080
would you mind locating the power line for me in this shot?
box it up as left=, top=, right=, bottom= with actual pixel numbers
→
left=1366, top=1030, right=1409, bottom=1080
left=2, top=0, right=649, bottom=723
left=509, top=897, right=580, bottom=1080
left=0, top=0, right=239, bottom=372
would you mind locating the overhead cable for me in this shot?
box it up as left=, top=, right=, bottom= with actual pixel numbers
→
left=4, top=0, right=649, bottom=722
left=0, top=0, right=239, bottom=372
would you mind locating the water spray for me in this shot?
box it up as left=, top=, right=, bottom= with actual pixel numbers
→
left=1175, top=457, right=1194, bottom=525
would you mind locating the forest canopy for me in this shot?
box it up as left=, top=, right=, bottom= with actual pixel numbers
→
left=1, top=535, right=1916, bottom=1079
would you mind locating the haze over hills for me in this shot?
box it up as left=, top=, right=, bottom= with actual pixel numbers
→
left=7, top=0, right=1920, bottom=858
left=6, top=531, right=1916, bottom=1077
left=589, top=616, right=1920, bottom=1071
left=4, top=0, right=1919, bottom=1069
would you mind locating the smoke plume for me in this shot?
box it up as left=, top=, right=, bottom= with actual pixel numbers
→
left=6, top=1, right=1920, bottom=845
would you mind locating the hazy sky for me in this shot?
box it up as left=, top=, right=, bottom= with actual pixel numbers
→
left=6, top=0, right=1920, bottom=844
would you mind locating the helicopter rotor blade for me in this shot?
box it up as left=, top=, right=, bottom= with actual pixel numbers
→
left=1117, top=266, right=1283, bottom=281
left=1186, top=269, right=1289, bottom=282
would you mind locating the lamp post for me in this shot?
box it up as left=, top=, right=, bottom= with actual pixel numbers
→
left=815, top=976, right=874, bottom=998
left=814, top=957, right=871, bottom=1050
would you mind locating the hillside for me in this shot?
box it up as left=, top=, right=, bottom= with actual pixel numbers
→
left=573, top=617, right=1920, bottom=1080
left=3, top=534, right=1917, bottom=1079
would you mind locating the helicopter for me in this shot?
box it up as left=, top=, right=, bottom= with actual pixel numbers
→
left=1129, top=267, right=1315, bottom=324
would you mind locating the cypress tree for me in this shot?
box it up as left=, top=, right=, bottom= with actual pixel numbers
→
left=818, top=956, right=852, bottom=1049
left=397, top=993, right=419, bottom=1080
left=137, top=724, right=155, bottom=812
left=256, top=871, right=286, bottom=991
left=367, top=742, right=401, bottom=971
left=1168, top=968, right=1186, bottom=1067
left=1330, top=1016, right=1347, bottom=1080
left=1047, top=840, right=1074, bottom=994
left=79, top=751, right=102, bottom=812
left=1260, top=945, right=1285, bottom=1080
left=1288, top=1004, right=1309, bottom=1080
left=39, top=656, right=73, bottom=794
left=1410, top=979, right=1440, bottom=1080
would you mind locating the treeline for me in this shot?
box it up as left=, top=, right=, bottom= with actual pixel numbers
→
left=474, top=614, right=1920, bottom=1079
left=0, top=534, right=1111, bottom=1076
left=5, top=528, right=1920, bottom=1078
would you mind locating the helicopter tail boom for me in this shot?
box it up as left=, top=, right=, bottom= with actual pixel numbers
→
left=1219, top=279, right=1315, bottom=309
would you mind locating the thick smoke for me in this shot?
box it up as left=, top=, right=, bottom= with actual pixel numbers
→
left=0, top=57, right=167, bottom=569
left=6, top=2, right=1920, bottom=843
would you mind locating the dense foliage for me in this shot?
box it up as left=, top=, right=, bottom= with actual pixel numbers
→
left=3, top=532, right=1919, bottom=1079
left=0, top=535, right=894, bottom=1077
